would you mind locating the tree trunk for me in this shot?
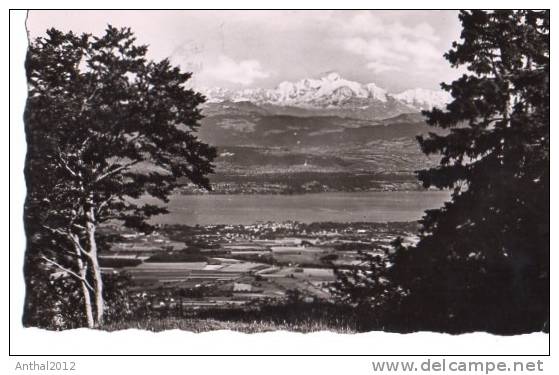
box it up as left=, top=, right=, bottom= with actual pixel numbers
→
left=90, top=253, right=104, bottom=327
left=71, top=234, right=95, bottom=328
left=79, top=278, right=95, bottom=328
left=85, top=201, right=104, bottom=327
left=77, top=256, right=94, bottom=328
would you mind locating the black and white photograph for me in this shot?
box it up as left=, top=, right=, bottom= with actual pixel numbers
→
left=15, top=8, right=549, bottom=342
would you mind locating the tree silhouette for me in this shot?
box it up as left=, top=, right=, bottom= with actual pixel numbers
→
left=24, top=26, right=216, bottom=328
left=334, top=10, right=549, bottom=333
left=393, top=10, right=549, bottom=333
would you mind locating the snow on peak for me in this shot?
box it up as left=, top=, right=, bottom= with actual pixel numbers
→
left=365, top=83, right=388, bottom=102
left=200, top=74, right=450, bottom=111
left=256, top=73, right=389, bottom=105
left=393, top=88, right=452, bottom=110
left=201, top=87, right=233, bottom=103
left=325, top=72, right=342, bottom=81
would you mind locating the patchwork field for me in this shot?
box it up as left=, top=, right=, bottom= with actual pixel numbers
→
left=100, top=221, right=418, bottom=311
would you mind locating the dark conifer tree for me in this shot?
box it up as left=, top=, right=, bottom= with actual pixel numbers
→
left=392, top=10, right=549, bottom=333
left=334, top=10, right=549, bottom=334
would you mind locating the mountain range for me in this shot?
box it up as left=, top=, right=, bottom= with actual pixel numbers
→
left=200, top=72, right=451, bottom=120
left=187, top=73, right=449, bottom=194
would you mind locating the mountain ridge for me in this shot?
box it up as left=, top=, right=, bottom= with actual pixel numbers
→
left=199, top=72, right=451, bottom=118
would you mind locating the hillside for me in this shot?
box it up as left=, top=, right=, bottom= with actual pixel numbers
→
left=183, top=109, right=441, bottom=194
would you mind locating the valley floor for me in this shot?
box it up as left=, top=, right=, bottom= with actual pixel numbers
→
left=99, top=221, right=418, bottom=324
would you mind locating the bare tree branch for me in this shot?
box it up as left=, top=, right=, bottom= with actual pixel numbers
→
left=42, top=225, right=94, bottom=260
left=56, top=147, right=79, bottom=178
left=68, top=233, right=94, bottom=260
left=41, top=256, right=94, bottom=291
left=42, top=225, right=69, bottom=237
left=95, top=160, right=140, bottom=183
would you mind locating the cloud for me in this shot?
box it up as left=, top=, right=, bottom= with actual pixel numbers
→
left=202, top=55, right=270, bottom=86
left=343, top=37, right=408, bottom=63
left=343, top=12, right=440, bottom=43
left=366, top=61, right=400, bottom=74
left=339, top=13, right=445, bottom=75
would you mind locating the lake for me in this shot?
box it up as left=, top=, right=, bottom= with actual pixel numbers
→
left=149, top=191, right=451, bottom=226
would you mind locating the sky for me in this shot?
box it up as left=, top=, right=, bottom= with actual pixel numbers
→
left=27, top=10, right=464, bottom=93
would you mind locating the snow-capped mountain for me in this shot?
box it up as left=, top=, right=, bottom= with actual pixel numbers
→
left=202, top=72, right=388, bottom=107
left=393, top=88, right=452, bottom=111
left=272, top=72, right=389, bottom=106
left=200, top=73, right=450, bottom=119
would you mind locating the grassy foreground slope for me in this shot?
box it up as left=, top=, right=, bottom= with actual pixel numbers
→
left=105, top=317, right=356, bottom=333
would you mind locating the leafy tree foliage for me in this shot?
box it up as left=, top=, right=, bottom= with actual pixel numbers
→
left=335, top=10, right=549, bottom=334
left=24, top=26, right=216, bottom=328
